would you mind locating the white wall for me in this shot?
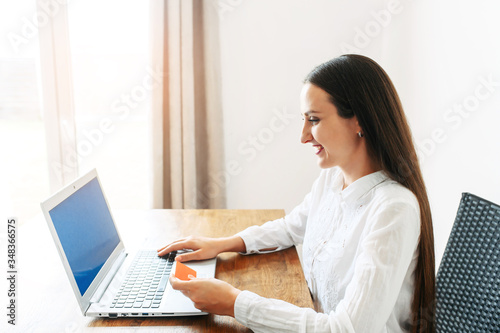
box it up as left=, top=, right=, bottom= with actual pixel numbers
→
left=218, top=0, right=500, bottom=266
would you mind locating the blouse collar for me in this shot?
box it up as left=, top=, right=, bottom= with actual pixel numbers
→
left=333, top=169, right=390, bottom=205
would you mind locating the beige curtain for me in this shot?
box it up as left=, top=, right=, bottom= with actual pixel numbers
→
left=150, top=0, right=226, bottom=209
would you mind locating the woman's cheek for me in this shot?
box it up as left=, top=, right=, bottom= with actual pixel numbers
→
left=312, top=126, right=322, bottom=142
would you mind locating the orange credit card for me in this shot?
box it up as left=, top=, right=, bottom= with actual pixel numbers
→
left=174, top=262, right=197, bottom=281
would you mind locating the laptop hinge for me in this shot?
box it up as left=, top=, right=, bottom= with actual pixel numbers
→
left=90, top=250, right=128, bottom=304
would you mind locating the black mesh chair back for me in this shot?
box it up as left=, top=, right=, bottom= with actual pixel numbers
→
left=436, top=192, right=500, bottom=332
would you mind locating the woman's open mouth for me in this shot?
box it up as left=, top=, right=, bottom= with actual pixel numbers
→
left=313, top=145, right=324, bottom=155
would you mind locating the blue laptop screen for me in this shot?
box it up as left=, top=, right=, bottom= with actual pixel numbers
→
left=49, top=177, right=120, bottom=296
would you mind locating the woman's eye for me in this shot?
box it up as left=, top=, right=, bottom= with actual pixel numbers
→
left=308, top=117, right=319, bottom=124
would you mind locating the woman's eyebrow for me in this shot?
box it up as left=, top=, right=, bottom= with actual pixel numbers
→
left=301, top=110, right=320, bottom=117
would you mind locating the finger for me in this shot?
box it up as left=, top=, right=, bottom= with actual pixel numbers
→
left=169, top=275, right=192, bottom=291
left=157, top=242, right=178, bottom=254
left=157, top=238, right=187, bottom=253
left=157, top=239, right=190, bottom=257
left=194, top=303, right=205, bottom=311
left=175, top=250, right=203, bottom=262
left=159, top=236, right=195, bottom=251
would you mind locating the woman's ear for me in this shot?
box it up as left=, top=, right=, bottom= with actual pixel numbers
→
left=353, top=117, right=362, bottom=134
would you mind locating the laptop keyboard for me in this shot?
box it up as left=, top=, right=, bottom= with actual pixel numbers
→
left=111, top=250, right=177, bottom=309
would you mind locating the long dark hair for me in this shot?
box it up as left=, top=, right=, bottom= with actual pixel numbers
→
left=305, top=54, right=435, bottom=332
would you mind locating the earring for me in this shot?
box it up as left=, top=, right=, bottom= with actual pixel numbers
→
left=358, top=131, right=364, bottom=138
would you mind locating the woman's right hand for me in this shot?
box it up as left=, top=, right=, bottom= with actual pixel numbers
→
left=157, top=235, right=246, bottom=262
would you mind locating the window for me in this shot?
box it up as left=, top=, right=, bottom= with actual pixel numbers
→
left=1, top=0, right=152, bottom=225
left=0, top=0, right=48, bottom=225
left=66, top=0, right=151, bottom=209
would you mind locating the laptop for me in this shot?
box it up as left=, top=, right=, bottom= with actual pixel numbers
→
left=40, top=168, right=216, bottom=318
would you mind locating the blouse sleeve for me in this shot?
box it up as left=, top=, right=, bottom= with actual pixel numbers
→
left=234, top=197, right=420, bottom=333
left=236, top=173, right=322, bottom=254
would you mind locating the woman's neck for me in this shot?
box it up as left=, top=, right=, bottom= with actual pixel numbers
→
left=340, top=155, right=380, bottom=190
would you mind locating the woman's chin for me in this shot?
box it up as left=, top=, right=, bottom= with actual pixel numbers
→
left=317, top=157, right=335, bottom=169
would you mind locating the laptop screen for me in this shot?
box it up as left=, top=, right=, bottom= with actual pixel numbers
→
left=49, top=177, right=120, bottom=296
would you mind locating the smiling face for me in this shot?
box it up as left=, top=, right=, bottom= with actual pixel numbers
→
left=300, top=82, right=363, bottom=170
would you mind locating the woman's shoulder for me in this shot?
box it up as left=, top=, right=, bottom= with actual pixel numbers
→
left=371, top=176, right=419, bottom=212
left=361, top=177, right=421, bottom=234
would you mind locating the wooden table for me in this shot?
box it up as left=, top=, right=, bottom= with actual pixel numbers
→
left=8, top=209, right=313, bottom=333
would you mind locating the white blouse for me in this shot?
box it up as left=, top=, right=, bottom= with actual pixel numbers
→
left=234, top=167, right=420, bottom=333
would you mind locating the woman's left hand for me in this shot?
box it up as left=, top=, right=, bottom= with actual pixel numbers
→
left=169, top=275, right=241, bottom=317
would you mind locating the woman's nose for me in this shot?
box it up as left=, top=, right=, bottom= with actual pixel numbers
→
left=301, top=123, right=312, bottom=144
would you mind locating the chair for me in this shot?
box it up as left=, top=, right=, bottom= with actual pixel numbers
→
left=436, top=192, right=500, bottom=332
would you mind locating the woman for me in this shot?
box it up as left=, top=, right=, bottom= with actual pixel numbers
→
left=158, top=54, right=436, bottom=333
